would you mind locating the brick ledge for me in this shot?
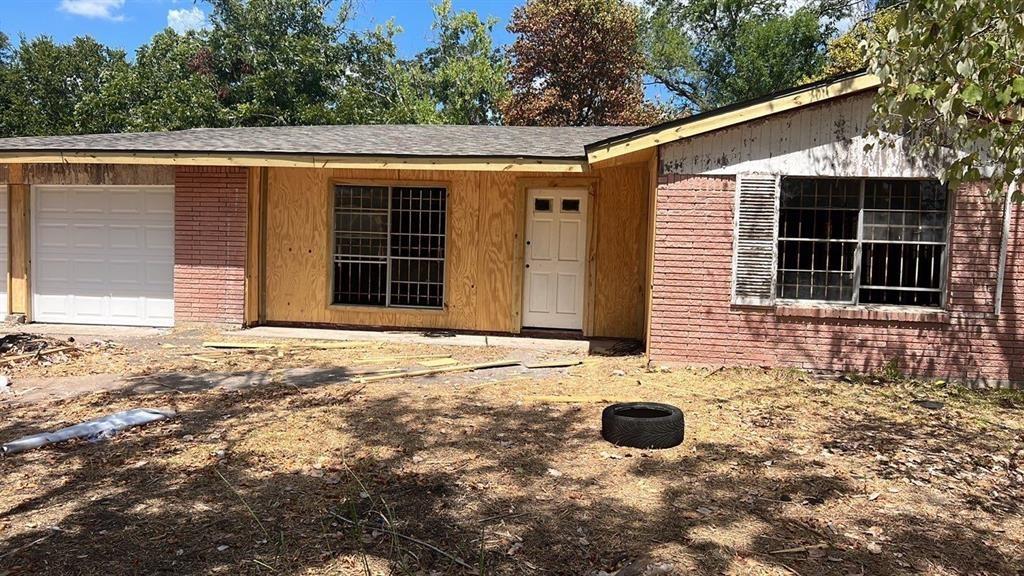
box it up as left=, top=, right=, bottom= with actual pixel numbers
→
left=774, top=304, right=950, bottom=323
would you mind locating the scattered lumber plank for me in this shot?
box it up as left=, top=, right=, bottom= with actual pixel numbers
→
left=524, top=395, right=618, bottom=404
left=417, top=357, right=460, bottom=368
left=191, top=355, right=220, bottom=364
left=203, top=342, right=276, bottom=350
left=523, top=359, right=583, bottom=369
left=353, top=360, right=521, bottom=383
left=354, top=354, right=453, bottom=364
left=288, top=341, right=370, bottom=349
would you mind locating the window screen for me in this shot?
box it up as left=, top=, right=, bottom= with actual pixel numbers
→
left=777, top=178, right=948, bottom=307
left=333, top=185, right=447, bottom=308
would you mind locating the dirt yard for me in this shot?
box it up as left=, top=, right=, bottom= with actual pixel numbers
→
left=0, top=329, right=1022, bottom=575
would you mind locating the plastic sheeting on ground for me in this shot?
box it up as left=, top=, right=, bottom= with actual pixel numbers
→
left=1, top=408, right=175, bottom=456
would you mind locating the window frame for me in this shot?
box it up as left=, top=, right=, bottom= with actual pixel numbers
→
left=774, top=176, right=952, bottom=310
left=328, top=180, right=449, bottom=311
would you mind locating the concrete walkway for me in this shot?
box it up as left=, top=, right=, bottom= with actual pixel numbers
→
left=0, top=323, right=167, bottom=339
left=237, top=325, right=601, bottom=353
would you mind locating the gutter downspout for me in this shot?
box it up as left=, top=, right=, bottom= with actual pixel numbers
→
left=994, top=184, right=1016, bottom=316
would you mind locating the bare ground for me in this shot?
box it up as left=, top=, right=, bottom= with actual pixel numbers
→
left=0, top=331, right=1022, bottom=575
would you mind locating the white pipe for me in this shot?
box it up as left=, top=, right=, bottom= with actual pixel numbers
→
left=994, top=184, right=1015, bottom=315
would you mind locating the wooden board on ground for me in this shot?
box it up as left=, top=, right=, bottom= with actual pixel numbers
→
left=418, top=358, right=460, bottom=368
left=203, top=342, right=276, bottom=350
left=353, top=360, right=521, bottom=383
left=523, top=359, right=583, bottom=369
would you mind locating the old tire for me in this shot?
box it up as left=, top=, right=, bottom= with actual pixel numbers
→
left=601, top=402, right=684, bottom=449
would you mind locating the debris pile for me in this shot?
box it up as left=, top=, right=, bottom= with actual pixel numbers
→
left=0, top=333, right=84, bottom=368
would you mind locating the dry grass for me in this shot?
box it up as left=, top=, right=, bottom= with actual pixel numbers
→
left=0, top=337, right=1022, bottom=575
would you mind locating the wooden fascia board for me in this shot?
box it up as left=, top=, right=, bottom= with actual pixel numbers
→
left=0, top=152, right=589, bottom=174
left=586, top=74, right=882, bottom=164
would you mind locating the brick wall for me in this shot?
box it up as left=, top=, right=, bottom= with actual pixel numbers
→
left=174, top=166, right=248, bottom=325
left=650, top=175, right=1024, bottom=385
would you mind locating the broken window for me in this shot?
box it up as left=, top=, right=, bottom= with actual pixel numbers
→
left=333, top=185, right=446, bottom=309
left=777, top=177, right=948, bottom=307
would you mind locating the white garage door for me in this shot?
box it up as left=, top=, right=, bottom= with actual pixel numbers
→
left=33, top=186, right=174, bottom=327
left=0, top=186, right=8, bottom=318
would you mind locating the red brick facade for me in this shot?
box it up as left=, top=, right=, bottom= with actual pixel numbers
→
left=174, top=166, right=248, bottom=325
left=650, top=175, right=1024, bottom=385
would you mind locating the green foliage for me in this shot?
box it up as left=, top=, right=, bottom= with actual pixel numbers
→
left=0, top=35, right=127, bottom=136
left=812, top=8, right=899, bottom=81
left=502, top=0, right=659, bottom=126
left=645, top=0, right=849, bottom=111
left=418, top=0, right=509, bottom=124
left=867, top=0, right=1024, bottom=196
left=0, top=0, right=516, bottom=135
left=82, top=30, right=225, bottom=132
left=205, top=0, right=350, bottom=125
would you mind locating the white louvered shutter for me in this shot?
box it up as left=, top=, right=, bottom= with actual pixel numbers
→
left=732, top=174, right=780, bottom=306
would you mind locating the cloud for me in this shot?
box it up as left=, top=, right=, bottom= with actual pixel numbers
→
left=58, top=0, right=125, bottom=21
left=167, top=6, right=209, bottom=33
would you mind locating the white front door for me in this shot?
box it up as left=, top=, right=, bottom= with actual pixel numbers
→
left=32, top=185, right=175, bottom=327
left=522, top=188, right=588, bottom=330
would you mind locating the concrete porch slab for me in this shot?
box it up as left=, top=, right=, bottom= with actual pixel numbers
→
left=236, top=326, right=598, bottom=354
left=0, top=323, right=169, bottom=339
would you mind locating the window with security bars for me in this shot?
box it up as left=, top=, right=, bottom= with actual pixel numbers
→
left=333, top=185, right=446, bottom=308
left=777, top=177, right=948, bottom=307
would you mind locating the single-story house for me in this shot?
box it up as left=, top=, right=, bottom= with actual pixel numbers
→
left=0, top=71, right=1019, bottom=384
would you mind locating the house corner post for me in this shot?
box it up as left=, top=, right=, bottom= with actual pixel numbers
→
left=8, top=164, right=30, bottom=321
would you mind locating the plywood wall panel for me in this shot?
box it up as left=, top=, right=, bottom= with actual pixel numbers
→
left=263, top=165, right=649, bottom=338
left=592, top=164, right=649, bottom=339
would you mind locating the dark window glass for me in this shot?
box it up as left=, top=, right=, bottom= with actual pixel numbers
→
left=776, top=177, right=947, bottom=307
left=333, top=185, right=447, bottom=308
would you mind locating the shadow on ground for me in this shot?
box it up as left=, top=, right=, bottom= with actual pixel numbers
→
left=0, top=368, right=1020, bottom=575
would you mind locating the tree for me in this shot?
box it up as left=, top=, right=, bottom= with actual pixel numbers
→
left=7, top=36, right=127, bottom=136
left=0, top=32, right=25, bottom=137
left=812, top=7, right=898, bottom=80
left=502, top=0, right=657, bottom=126
left=646, top=0, right=850, bottom=111
left=205, top=0, right=351, bottom=126
left=335, top=21, right=440, bottom=124
left=418, top=0, right=508, bottom=124
left=81, top=30, right=226, bottom=132
left=866, top=0, right=1024, bottom=195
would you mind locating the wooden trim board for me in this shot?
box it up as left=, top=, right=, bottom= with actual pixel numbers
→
left=586, top=74, right=881, bottom=164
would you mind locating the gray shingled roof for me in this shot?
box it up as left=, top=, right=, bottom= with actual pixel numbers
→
left=0, top=125, right=643, bottom=160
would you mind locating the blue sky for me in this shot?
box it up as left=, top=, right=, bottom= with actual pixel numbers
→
left=0, top=0, right=522, bottom=57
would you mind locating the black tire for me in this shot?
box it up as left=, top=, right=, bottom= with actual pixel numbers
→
left=601, top=402, right=684, bottom=449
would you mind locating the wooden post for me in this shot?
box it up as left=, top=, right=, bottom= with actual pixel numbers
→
left=244, top=166, right=266, bottom=326
left=7, top=164, right=30, bottom=319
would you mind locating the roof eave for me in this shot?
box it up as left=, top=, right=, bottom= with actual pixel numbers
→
left=0, top=150, right=591, bottom=174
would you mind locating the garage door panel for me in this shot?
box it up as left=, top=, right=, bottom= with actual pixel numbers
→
left=37, top=188, right=69, bottom=213
left=110, top=191, right=145, bottom=215
left=146, top=260, right=174, bottom=286
left=109, top=225, right=142, bottom=249
left=109, top=297, right=143, bottom=319
left=71, top=189, right=108, bottom=213
left=36, top=257, right=72, bottom=285
left=145, top=226, right=174, bottom=250
left=73, top=224, right=108, bottom=248
left=33, top=186, right=174, bottom=327
left=37, top=223, right=72, bottom=249
left=146, top=191, right=174, bottom=214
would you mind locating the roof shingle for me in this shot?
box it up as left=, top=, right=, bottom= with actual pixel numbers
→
left=0, top=125, right=643, bottom=160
